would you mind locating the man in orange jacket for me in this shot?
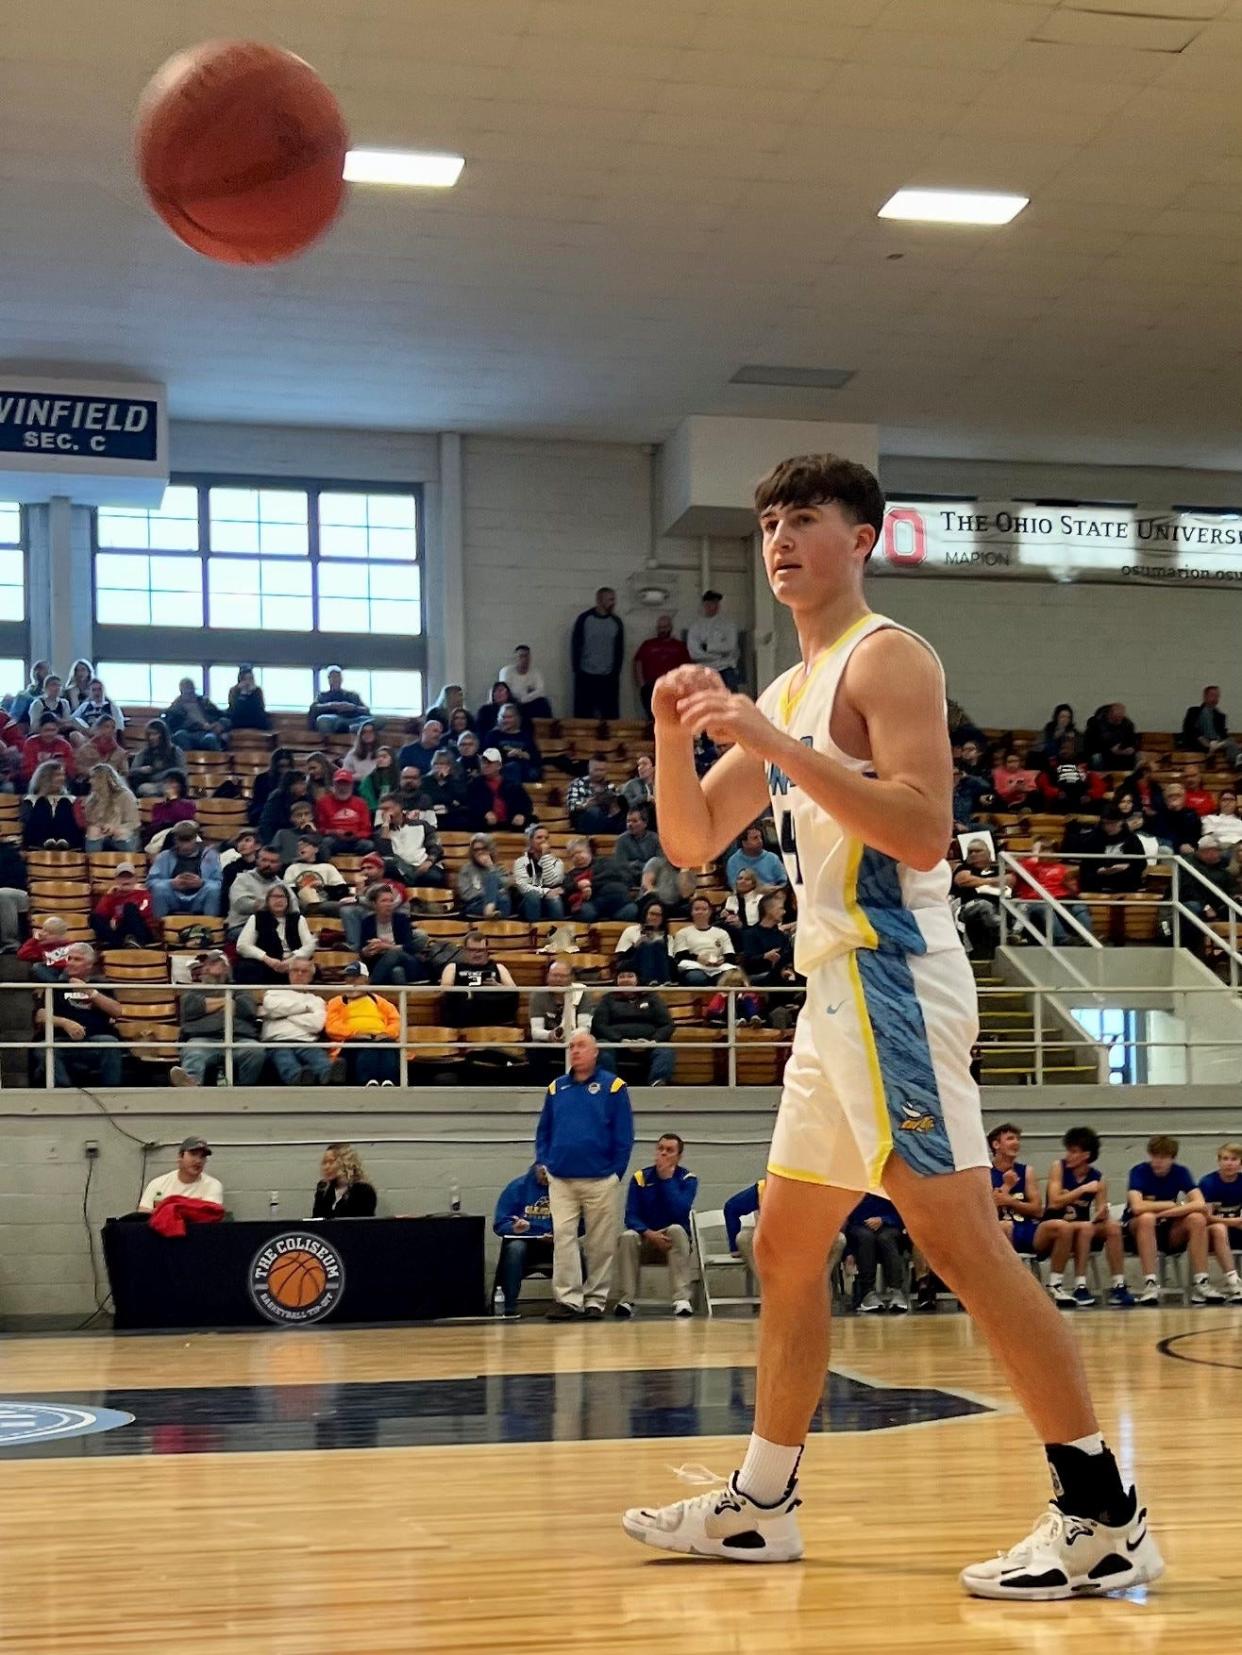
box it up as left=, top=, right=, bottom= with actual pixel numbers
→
left=325, top=988, right=400, bottom=1085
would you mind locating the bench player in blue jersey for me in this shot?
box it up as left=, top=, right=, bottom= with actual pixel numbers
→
left=1198, top=1141, right=1242, bottom=1303
left=1043, top=1127, right=1134, bottom=1309
left=621, top=453, right=1162, bottom=1599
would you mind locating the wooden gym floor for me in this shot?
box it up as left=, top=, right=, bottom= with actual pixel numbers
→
left=0, top=1310, right=1238, bottom=1653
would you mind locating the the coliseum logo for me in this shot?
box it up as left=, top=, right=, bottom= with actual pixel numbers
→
left=248, top=1232, right=346, bottom=1326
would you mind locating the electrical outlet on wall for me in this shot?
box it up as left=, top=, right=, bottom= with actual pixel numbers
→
left=83, top=1140, right=100, bottom=1159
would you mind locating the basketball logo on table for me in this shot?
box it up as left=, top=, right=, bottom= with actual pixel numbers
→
left=248, top=1233, right=345, bottom=1326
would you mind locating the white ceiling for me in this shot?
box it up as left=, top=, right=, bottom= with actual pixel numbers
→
left=8, top=0, right=1242, bottom=466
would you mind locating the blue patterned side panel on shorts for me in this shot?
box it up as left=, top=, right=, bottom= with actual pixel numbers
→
left=856, top=845, right=927, bottom=953
left=855, top=943, right=955, bottom=1176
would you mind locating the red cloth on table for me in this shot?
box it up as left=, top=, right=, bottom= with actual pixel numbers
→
left=149, top=1196, right=226, bottom=1238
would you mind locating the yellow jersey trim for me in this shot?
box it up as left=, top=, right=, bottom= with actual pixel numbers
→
left=842, top=836, right=880, bottom=951
left=766, top=1161, right=832, bottom=1187
left=635, top=1168, right=646, bottom=1187
left=777, top=612, right=874, bottom=725
left=847, top=952, right=893, bottom=1187
left=610, top=1076, right=624, bottom=1092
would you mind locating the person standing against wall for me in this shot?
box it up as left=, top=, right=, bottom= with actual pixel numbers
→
left=571, top=587, right=624, bottom=720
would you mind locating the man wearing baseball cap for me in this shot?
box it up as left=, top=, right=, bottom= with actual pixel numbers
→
left=138, top=1136, right=224, bottom=1211
left=687, top=588, right=741, bottom=691
left=465, top=747, right=533, bottom=833
left=313, top=768, right=374, bottom=857
left=90, top=860, right=156, bottom=949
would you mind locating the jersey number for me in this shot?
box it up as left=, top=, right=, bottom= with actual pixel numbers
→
left=779, top=813, right=803, bottom=887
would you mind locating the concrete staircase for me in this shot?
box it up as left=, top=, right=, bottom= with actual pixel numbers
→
left=972, top=958, right=1099, bottom=1085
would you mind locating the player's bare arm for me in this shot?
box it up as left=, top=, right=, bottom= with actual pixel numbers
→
left=651, top=664, right=769, bottom=866
left=675, top=629, right=952, bottom=872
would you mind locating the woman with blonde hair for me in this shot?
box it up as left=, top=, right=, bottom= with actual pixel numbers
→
left=312, top=1143, right=378, bottom=1217
left=65, top=658, right=94, bottom=710
left=83, top=763, right=141, bottom=852
left=342, top=719, right=380, bottom=782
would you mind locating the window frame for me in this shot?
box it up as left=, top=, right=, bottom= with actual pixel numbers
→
left=0, top=502, right=30, bottom=674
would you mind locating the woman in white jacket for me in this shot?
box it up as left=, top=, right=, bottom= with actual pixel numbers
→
left=258, top=956, right=331, bottom=1084
left=671, top=894, right=737, bottom=985
left=82, top=763, right=141, bottom=852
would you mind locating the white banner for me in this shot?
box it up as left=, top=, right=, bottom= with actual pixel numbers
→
left=0, top=377, right=168, bottom=506
left=872, top=501, right=1242, bottom=588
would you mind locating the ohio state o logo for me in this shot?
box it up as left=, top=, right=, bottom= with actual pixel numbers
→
left=883, top=508, right=927, bottom=566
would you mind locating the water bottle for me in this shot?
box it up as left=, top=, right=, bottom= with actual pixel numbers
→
left=449, top=1179, right=461, bottom=1215
left=493, top=1283, right=506, bottom=1317
left=269, top=1191, right=279, bottom=1220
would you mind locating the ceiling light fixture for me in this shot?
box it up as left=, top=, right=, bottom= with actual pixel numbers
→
left=731, top=365, right=855, bottom=389
left=344, top=149, right=465, bottom=187
left=878, top=188, right=1028, bottom=225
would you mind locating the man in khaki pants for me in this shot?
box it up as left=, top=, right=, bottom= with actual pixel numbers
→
left=615, top=1133, right=698, bottom=1317
left=535, top=1031, right=634, bottom=1321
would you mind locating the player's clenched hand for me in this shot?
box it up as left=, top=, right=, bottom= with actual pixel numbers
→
left=651, top=664, right=723, bottom=727
left=676, top=684, right=781, bottom=760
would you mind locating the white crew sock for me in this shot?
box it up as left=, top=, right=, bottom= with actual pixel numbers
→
left=736, top=1434, right=802, bottom=1506
left=1048, top=1272, right=1063, bottom=1288
left=1065, top=1431, right=1105, bottom=1455
left=1111, top=1274, right=1125, bottom=1289
left=1194, top=1272, right=1209, bottom=1285
left=1226, top=1270, right=1240, bottom=1286
left=1143, top=1274, right=1157, bottom=1286
left=1074, top=1275, right=1088, bottom=1290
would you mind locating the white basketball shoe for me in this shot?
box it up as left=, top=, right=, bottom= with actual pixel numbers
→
left=960, top=1492, right=1164, bottom=1600
left=622, top=1473, right=803, bottom=1562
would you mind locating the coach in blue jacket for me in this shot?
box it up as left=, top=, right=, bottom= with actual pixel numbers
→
left=535, top=1029, right=634, bottom=1320
left=492, top=1163, right=554, bottom=1316
left=614, top=1133, right=698, bottom=1318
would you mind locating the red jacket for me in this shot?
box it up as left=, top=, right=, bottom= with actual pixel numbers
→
left=22, top=734, right=75, bottom=779
left=149, top=1196, right=226, bottom=1238
left=94, top=886, right=155, bottom=924
left=314, top=794, right=371, bottom=839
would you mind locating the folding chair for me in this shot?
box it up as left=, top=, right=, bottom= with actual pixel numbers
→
left=692, top=1208, right=759, bottom=1316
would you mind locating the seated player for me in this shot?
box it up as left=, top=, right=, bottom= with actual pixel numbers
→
left=723, top=1175, right=844, bottom=1294
left=1126, top=1134, right=1221, bottom=1305
left=987, top=1122, right=1073, bottom=1302
left=842, top=1191, right=909, bottom=1313
left=1198, top=1142, right=1242, bottom=1303
left=614, top=1133, right=698, bottom=1318
left=1044, top=1127, right=1134, bottom=1308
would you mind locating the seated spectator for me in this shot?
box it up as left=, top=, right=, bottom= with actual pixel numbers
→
left=493, top=702, right=542, bottom=782
left=615, top=1134, right=697, bottom=1317
left=373, top=795, right=444, bottom=887
left=358, top=884, right=432, bottom=984
left=1199, top=1141, right=1242, bottom=1302
left=1154, top=780, right=1201, bottom=853
left=633, top=614, right=690, bottom=719
left=1117, top=757, right=1165, bottom=836
left=425, top=682, right=472, bottom=731
left=456, top=833, right=512, bottom=919
left=236, top=883, right=316, bottom=983
left=32, top=943, right=124, bottom=1087
left=249, top=748, right=296, bottom=825
left=639, top=853, right=694, bottom=918
left=455, top=728, right=482, bottom=778
left=512, top=824, right=566, bottom=922
left=171, top=951, right=265, bottom=1087
left=138, top=1136, right=223, bottom=1211
left=65, top=659, right=94, bottom=710
left=1076, top=808, right=1146, bottom=898
left=164, top=677, right=228, bottom=751
left=1039, top=703, right=1080, bottom=760
left=314, top=769, right=374, bottom=856
left=1182, top=835, right=1238, bottom=944
left=91, top=860, right=156, bottom=949
left=129, top=719, right=182, bottom=797
left=530, top=958, right=591, bottom=1048
left=0, top=837, right=29, bottom=947
left=725, top=823, right=788, bottom=892
left=1127, top=1134, right=1220, bottom=1305
left=992, top=750, right=1038, bottom=809
left=614, top=895, right=674, bottom=985
left=1084, top=702, right=1138, bottom=770
left=952, top=763, right=992, bottom=831
left=226, top=843, right=287, bottom=936
left=614, top=806, right=661, bottom=898
left=227, top=665, right=271, bottom=732
left=271, top=799, right=317, bottom=868
left=672, top=894, right=736, bottom=984
left=844, top=1193, right=908, bottom=1313
left=420, top=748, right=469, bottom=830
left=302, top=752, right=335, bottom=802
left=149, top=771, right=197, bottom=839
left=1013, top=840, right=1093, bottom=945
left=82, top=763, right=140, bottom=852
left=562, top=836, right=599, bottom=920
left=258, top=770, right=311, bottom=845
left=309, top=667, right=369, bottom=734
left=71, top=676, right=125, bottom=737
left=958, top=737, right=993, bottom=779
left=324, top=986, right=401, bottom=1085
left=21, top=713, right=75, bottom=785
left=476, top=679, right=522, bottom=738
left=74, top=713, right=128, bottom=782
left=27, top=673, right=78, bottom=741
left=946, top=693, right=986, bottom=750
left=220, top=828, right=259, bottom=903
left=1181, top=684, right=1240, bottom=768
left=23, top=760, right=83, bottom=849
left=952, top=842, right=1015, bottom=955
left=493, top=1161, right=555, bottom=1315
left=285, top=835, right=351, bottom=916
left=499, top=646, right=552, bottom=719
left=339, top=721, right=380, bottom=783
left=1202, top=787, right=1242, bottom=848
left=1043, top=1126, right=1132, bottom=1308
left=397, top=718, right=446, bottom=776
left=440, top=930, right=518, bottom=1027
left=1037, top=738, right=1107, bottom=813
left=9, top=660, right=50, bottom=725
left=394, top=764, right=430, bottom=815
left=565, top=756, right=623, bottom=831
left=445, top=706, right=474, bottom=744
left=621, top=753, right=655, bottom=820
left=148, top=820, right=223, bottom=918
left=741, top=890, right=801, bottom=1024
left=359, top=745, right=399, bottom=812
left=339, top=868, right=393, bottom=951
left=0, top=726, right=22, bottom=790
left=312, top=1142, right=378, bottom=1214
left=591, top=967, right=675, bottom=1087
left=18, top=914, right=73, bottom=976
left=466, top=748, right=532, bottom=832
left=723, top=866, right=763, bottom=933
left=1179, top=762, right=1215, bottom=818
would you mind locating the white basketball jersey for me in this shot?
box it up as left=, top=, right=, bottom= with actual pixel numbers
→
left=756, top=612, right=960, bottom=975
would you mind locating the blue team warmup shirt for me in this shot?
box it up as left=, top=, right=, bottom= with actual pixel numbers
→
left=1127, top=1161, right=1195, bottom=1209
left=1199, top=1171, right=1242, bottom=1218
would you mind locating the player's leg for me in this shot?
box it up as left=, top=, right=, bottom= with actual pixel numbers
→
left=1037, top=1219, right=1076, bottom=1306
left=1069, top=1222, right=1096, bottom=1305
left=1169, top=1212, right=1221, bottom=1302
left=1206, top=1221, right=1242, bottom=1299
left=884, top=1158, right=1163, bottom=1599
left=1099, top=1220, right=1134, bottom=1306
left=1130, top=1211, right=1160, bottom=1302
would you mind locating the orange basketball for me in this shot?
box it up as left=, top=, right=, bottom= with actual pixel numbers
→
left=267, top=1249, right=328, bottom=1308
left=135, top=40, right=349, bottom=265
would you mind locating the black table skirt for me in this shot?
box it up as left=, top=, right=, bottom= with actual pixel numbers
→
left=102, top=1215, right=486, bottom=1331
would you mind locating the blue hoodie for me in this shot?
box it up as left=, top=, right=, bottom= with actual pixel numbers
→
left=493, top=1166, right=553, bottom=1237
left=846, top=1193, right=902, bottom=1230
left=724, top=1179, right=765, bottom=1251
left=625, top=1163, right=698, bottom=1234
left=535, top=1066, right=633, bottom=1181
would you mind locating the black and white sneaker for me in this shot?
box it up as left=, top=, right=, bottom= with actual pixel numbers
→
left=622, top=1472, right=803, bottom=1563
left=960, top=1493, right=1163, bottom=1600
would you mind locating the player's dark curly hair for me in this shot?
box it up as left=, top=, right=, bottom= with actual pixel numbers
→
left=753, top=454, right=886, bottom=554
left=1063, top=1126, right=1100, bottom=1159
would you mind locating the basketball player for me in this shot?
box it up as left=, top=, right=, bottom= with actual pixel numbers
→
left=621, top=455, right=1163, bottom=1598
left=1044, top=1127, right=1134, bottom=1308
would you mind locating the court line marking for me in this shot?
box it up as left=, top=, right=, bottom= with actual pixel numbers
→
left=827, top=1364, right=1011, bottom=1433
left=1156, top=1329, right=1242, bottom=1372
